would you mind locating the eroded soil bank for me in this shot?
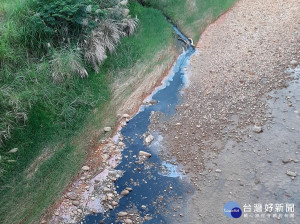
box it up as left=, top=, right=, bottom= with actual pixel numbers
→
left=150, top=0, right=300, bottom=223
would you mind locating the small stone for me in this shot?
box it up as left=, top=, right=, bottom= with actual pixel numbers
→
left=141, top=205, right=146, bottom=209
left=144, top=134, right=154, bottom=146
left=118, top=211, right=128, bottom=217
left=252, top=125, right=262, bottom=133
left=122, top=114, right=130, bottom=119
left=286, top=170, right=297, bottom=177
left=175, top=123, right=182, bottom=126
left=41, top=220, right=47, bottom=224
left=125, top=187, right=132, bottom=191
left=282, top=159, right=290, bottom=164
left=290, top=60, right=298, bottom=66
left=78, top=209, right=83, bottom=213
left=121, top=189, right=130, bottom=196
left=144, top=215, right=151, bottom=221
left=104, top=127, right=112, bottom=132
left=55, top=212, right=59, bottom=216
left=81, top=166, right=90, bottom=171
left=216, top=169, right=222, bottom=173
left=8, top=148, right=18, bottom=153
left=139, top=151, right=151, bottom=158
left=108, top=205, right=113, bottom=210
left=112, top=201, right=118, bottom=206
left=150, top=99, right=158, bottom=105
left=118, top=141, right=125, bottom=146
left=66, top=192, right=77, bottom=200
left=124, top=219, right=133, bottom=224
left=72, top=200, right=80, bottom=206
left=103, top=187, right=110, bottom=192
left=107, top=193, right=114, bottom=198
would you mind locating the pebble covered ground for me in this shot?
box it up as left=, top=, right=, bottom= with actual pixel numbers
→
left=150, top=0, right=300, bottom=223
left=152, top=0, right=299, bottom=183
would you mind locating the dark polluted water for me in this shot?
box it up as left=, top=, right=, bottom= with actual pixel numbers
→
left=81, top=26, right=196, bottom=224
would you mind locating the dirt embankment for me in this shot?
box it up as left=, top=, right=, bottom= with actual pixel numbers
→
left=43, top=45, right=179, bottom=223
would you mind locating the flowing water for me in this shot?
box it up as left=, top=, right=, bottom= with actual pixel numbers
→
left=80, top=25, right=196, bottom=224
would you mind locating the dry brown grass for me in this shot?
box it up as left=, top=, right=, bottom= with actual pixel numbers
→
left=51, top=49, right=88, bottom=83
left=84, top=17, right=138, bottom=73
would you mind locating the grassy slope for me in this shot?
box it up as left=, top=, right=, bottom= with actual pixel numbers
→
left=148, top=0, right=237, bottom=41
left=0, top=2, right=173, bottom=223
left=0, top=0, right=238, bottom=222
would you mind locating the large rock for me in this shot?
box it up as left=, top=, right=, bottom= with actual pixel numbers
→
left=139, top=151, right=152, bottom=158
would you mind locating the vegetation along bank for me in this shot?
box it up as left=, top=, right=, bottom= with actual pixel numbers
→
left=0, top=0, right=236, bottom=223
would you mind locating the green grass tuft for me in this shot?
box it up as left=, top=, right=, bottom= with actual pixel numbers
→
left=148, top=0, right=237, bottom=40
